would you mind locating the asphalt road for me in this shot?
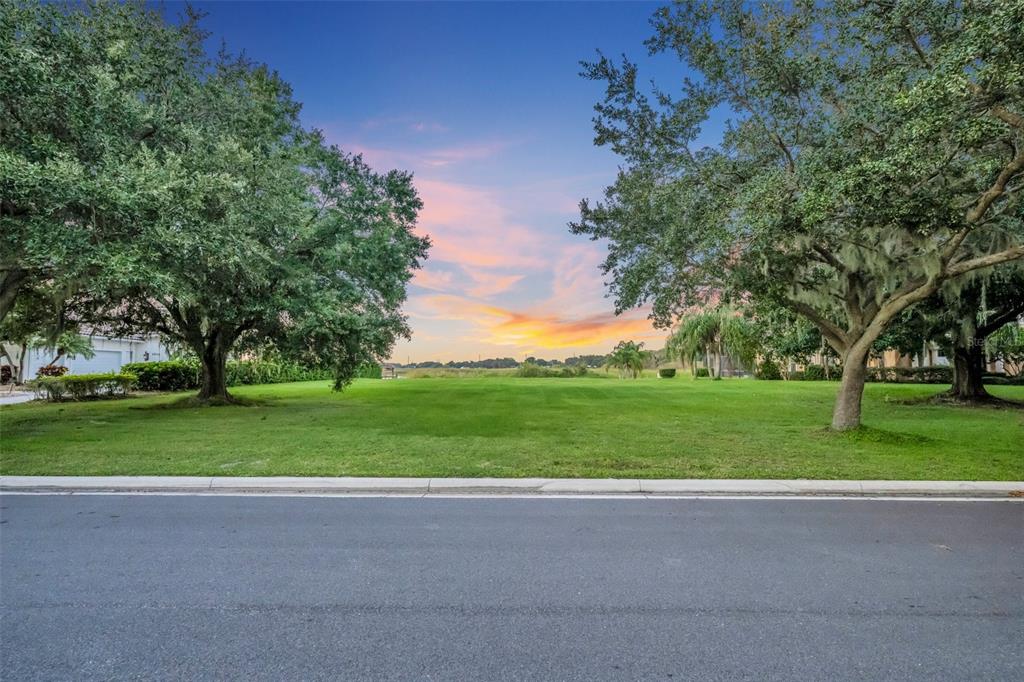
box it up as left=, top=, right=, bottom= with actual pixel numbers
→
left=1, top=495, right=1021, bottom=680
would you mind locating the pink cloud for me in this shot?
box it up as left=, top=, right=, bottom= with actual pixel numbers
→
left=462, top=266, right=525, bottom=298
left=419, top=142, right=506, bottom=167
left=347, top=141, right=506, bottom=173
left=414, top=179, right=549, bottom=270
left=411, top=268, right=455, bottom=293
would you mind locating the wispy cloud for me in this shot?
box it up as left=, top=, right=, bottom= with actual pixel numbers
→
left=414, top=178, right=548, bottom=270
left=359, top=115, right=450, bottom=134
left=411, top=268, right=455, bottom=293
left=419, top=142, right=506, bottom=167
left=315, top=121, right=640, bottom=360
left=409, top=120, right=450, bottom=133
left=462, top=266, right=525, bottom=298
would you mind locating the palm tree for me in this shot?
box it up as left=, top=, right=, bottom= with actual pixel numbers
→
left=604, top=340, right=650, bottom=379
left=666, top=307, right=758, bottom=378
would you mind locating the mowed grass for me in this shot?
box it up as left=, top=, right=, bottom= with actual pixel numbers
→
left=1, top=376, right=1022, bottom=480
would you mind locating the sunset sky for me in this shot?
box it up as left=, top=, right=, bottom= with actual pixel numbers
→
left=168, top=1, right=721, bottom=362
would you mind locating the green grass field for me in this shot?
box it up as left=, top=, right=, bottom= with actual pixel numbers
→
left=1, top=376, right=1022, bottom=480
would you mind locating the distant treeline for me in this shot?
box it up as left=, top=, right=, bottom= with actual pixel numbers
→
left=398, top=355, right=610, bottom=369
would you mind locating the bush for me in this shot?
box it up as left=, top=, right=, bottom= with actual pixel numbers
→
left=517, top=361, right=590, bottom=378
left=866, top=366, right=952, bottom=384
left=658, top=368, right=677, bottom=378
left=803, top=364, right=826, bottom=381
left=695, top=367, right=710, bottom=378
left=123, top=359, right=333, bottom=391
left=355, top=363, right=383, bottom=379
left=984, top=373, right=1024, bottom=386
left=756, top=359, right=781, bottom=380
left=32, top=372, right=137, bottom=402
left=517, top=361, right=555, bottom=378
left=226, top=360, right=332, bottom=386
left=36, top=365, right=68, bottom=377
left=122, top=360, right=199, bottom=391
left=563, top=363, right=589, bottom=378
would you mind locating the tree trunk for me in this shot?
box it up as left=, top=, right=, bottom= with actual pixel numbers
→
left=17, top=342, right=27, bottom=384
left=0, top=267, right=28, bottom=324
left=948, top=337, right=990, bottom=401
left=197, top=335, right=232, bottom=402
left=831, top=345, right=870, bottom=431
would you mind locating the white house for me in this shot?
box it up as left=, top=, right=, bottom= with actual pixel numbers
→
left=3, top=332, right=169, bottom=381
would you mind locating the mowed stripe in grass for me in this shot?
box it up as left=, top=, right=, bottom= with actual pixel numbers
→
left=1, top=376, right=1021, bottom=480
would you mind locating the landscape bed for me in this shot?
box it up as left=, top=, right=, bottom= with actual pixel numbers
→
left=1, top=376, right=1021, bottom=480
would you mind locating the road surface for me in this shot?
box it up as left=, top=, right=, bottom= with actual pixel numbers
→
left=2, top=494, right=1021, bottom=680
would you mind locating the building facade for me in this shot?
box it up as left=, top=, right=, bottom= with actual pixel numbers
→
left=3, top=333, right=169, bottom=381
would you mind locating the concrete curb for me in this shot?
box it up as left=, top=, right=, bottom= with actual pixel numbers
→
left=1, top=476, right=1021, bottom=497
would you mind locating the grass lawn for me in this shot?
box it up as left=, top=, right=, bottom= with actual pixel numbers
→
left=1, top=376, right=1022, bottom=480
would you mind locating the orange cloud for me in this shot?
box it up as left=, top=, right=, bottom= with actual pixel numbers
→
left=413, top=294, right=660, bottom=350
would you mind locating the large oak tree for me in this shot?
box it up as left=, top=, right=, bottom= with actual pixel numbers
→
left=0, top=0, right=204, bottom=322
left=573, top=0, right=1024, bottom=429
left=97, top=55, right=428, bottom=402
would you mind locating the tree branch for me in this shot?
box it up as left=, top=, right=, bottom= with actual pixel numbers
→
left=783, top=298, right=847, bottom=352
left=965, top=148, right=1024, bottom=224
left=946, top=245, right=1024, bottom=278
left=978, top=301, right=1024, bottom=338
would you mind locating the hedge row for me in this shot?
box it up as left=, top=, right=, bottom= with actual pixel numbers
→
left=120, top=359, right=381, bottom=391
left=32, top=373, right=137, bottom=402
left=121, top=361, right=197, bottom=391
left=866, top=366, right=952, bottom=384
left=756, top=363, right=959, bottom=384
left=516, top=361, right=589, bottom=378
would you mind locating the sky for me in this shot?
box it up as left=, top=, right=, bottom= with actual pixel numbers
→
left=163, top=1, right=709, bottom=362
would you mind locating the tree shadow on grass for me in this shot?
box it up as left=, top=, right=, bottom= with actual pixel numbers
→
left=816, top=425, right=935, bottom=446
left=892, top=392, right=1024, bottom=409
left=130, top=395, right=270, bottom=410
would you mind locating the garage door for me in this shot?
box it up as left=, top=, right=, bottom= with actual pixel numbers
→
left=72, top=350, right=123, bottom=374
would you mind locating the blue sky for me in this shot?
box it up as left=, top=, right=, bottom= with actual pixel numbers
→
left=164, top=1, right=709, bottom=361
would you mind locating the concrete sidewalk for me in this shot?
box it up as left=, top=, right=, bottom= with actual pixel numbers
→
left=1, top=476, right=1021, bottom=497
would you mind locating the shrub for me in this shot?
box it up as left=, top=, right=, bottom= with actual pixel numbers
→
left=517, top=361, right=591, bottom=378
left=984, top=373, right=1024, bottom=386
left=355, top=363, right=383, bottom=379
left=32, top=372, right=137, bottom=402
left=405, top=367, right=519, bottom=378
left=564, top=363, right=589, bottom=378
left=517, top=361, right=555, bottom=378
left=226, top=360, right=332, bottom=386
left=866, top=366, right=952, bottom=384
left=36, top=365, right=68, bottom=377
left=658, top=368, right=677, bottom=378
left=756, top=359, right=781, bottom=380
left=695, top=367, right=710, bottom=378
left=123, top=359, right=333, bottom=391
left=803, top=364, right=826, bottom=381
left=122, top=360, right=199, bottom=391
